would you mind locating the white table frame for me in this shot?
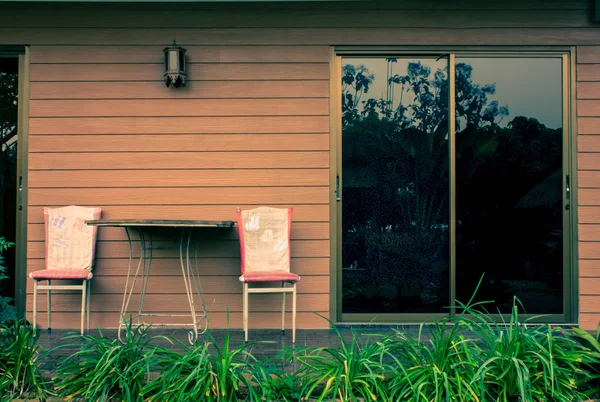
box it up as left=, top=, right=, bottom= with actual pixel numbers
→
left=86, top=219, right=234, bottom=343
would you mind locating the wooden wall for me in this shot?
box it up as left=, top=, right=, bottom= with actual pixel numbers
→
left=577, top=45, right=600, bottom=330
left=0, top=0, right=598, bottom=329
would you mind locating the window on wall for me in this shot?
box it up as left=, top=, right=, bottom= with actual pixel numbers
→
left=338, top=52, right=571, bottom=322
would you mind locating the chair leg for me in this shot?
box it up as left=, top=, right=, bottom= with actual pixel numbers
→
left=81, top=280, right=87, bottom=335
left=86, top=280, right=91, bottom=330
left=292, top=283, right=297, bottom=344
left=47, top=280, right=51, bottom=333
left=281, top=282, right=286, bottom=335
left=243, top=283, right=249, bottom=343
left=33, top=280, right=38, bottom=331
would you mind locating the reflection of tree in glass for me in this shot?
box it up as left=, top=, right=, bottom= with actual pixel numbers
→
left=0, top=64, right=18, bottom=240
left=341, top=60, right=562, bottom=312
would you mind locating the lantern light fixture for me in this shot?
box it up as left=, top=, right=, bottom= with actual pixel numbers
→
left=163, top=41, right=187, bottom=88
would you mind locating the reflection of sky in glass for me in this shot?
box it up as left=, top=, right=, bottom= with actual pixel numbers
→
left=343, top=57, right=562, bottom=130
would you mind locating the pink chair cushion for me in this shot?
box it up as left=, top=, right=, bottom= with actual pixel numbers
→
left=29, top=269, right=93, bottom=280
left=240, top=271, right=300, bottom=283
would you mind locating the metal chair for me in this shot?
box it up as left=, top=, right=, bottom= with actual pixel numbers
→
left=29, top=205, right=102, bottom=334
left=236, top=206, right=300, bottom=343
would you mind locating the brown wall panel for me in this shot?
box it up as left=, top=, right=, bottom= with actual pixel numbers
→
left=27, top=222, right=330, bottom=241
left=11, top=0, right=598, bottom=330
left=580, top=278, right=600, bottom=295
left=29, top=134, right=329, bottom=152
left=27, top=257, right=330, bottom=276
left=27, top=239, right=330, bottom=259
left=578, top=100, right=600, bottom=117
left=28, top=187, right=329, bottom=206
left=30, top=63, right=329, bottom=82
left=30, top=45, right=331, bottom=64
left=27, top=205, right=330, bottom=223
left=29, top=152, right=329, bottom=170
left=29, top=116, right=329, bottom=135
left=26, top=293, right=329, bottom=313
left=23, top=311, right=330, bottom=329
left=578, top=83, right=600, bottom=99
left=578, top=64, right=600, bottom=81
left=28, top=169, right=330, bottom=188
left=578, top=46, right=600, bottom=64
left=30, top=81, right=329, bottom=99
left=26, top=275, right=329, bottom=294
left=30, top=99, right=329, bottom=118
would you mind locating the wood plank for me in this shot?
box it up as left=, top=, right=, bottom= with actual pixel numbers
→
left=578, top=154, right=600, bottom=171
left=576, top=188, right=600, bottom=205
left=27, top=204, right=330, bottom=223
left=29, top=134, right=330, bottom=152
left=3, top=27, right=600, bottom=46
left=28, top=187, right=329, bottom=206
left=26, top=257, right=330, bottom=276
left=578, top=100, right=600, bottom=117
left=579, top=206, right=600, bottom=223
left=577, top=82, right=600, bottom=99
left=30, top=63, right=329, bottom=82
left=581, top=296, right=600, bottom=313
left=25, top=292, right=329, bottom=313
left=579, top=313, right=600, bottom=330
left=30, top=99, right=329, bottom=118
left=22, top=311, right=330, bottom=329
left=579, top=224, right=600, bottom=241
left=578, top=64, right=600, bottom=82
left=3, top=9, right=592, bottom=29
left=578, top=136, right=600, bottom=153
left=578, top=46, right=600, bottom=63
left=578, top=118, right=600, bottom=135
left=30, top=116, right=330, bottom=135
left=30, top=80, right=329, bottom=99
left=25, top=274, right=329, bottom=294
left=579, top=259, right=600, bottom=277
left=580, top=277, right=600, bottom=294
left=579, top=242, right=600, bottom=259
left=578, top=171, right=600, bottom=187
left=31, top=45, right=331, bottom=64
left=28, top=169, right=330, bottom=188
left=29, top=151, right=329, bottom=170
left=28, top=222, right=329, bottom=240
left=27, top=239, right=330, bottom=259
left=29, top=239, right=330, bottom=259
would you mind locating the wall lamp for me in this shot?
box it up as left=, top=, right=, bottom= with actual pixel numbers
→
left=164, top=41, right=187, bottom=88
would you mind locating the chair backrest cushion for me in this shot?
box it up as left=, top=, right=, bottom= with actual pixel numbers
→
left=237, top=207, right=292, bottom=275
left=43, top=205, right=102, bottom=271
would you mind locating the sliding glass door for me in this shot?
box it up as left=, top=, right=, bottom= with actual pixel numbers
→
left=337, top=52, right=571, bottom=322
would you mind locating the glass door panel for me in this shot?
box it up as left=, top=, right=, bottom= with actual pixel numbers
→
left=341, top=57, right=450, bottom=314
left=454, top=57, right=564, bottom=314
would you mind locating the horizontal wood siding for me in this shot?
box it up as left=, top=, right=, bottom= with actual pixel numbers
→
left=579, top=45, right=600, bottom=330
left=1, top=0, right=598, bottom=329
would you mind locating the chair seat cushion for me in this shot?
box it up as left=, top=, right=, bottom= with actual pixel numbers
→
left=29, top=269, right=93, bottom=280
left=240, top=271, right=300, bottom=283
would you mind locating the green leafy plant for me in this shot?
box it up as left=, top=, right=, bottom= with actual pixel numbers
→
left=144, top=339, right=214, bottom=401
left=297, top=316, right=389, bottom=402
left=463, top=300, right=592, bottom=402
left=252, top=357, right=303, bottom=402
left=0, top=237, right=16, bottom=322
left=144, top=327, right=256, bottom=402
left=53, top=320, right=166, bottom=401
left=0, top=319, right=53, bottom=401
left=573, top=322, right=600, bottom=399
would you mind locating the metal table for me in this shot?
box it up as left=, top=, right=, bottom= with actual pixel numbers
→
left=86, top=219, right=235, bottom=343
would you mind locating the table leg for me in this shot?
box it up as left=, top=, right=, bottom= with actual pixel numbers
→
left=118, top=227, right=146, bottom=343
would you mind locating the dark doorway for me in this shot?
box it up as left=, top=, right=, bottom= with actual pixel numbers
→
left=0, top=56, right=19, bottom=319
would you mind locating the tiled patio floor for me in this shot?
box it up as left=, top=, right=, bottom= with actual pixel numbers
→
left=35, top=326, right=425, bottom=373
